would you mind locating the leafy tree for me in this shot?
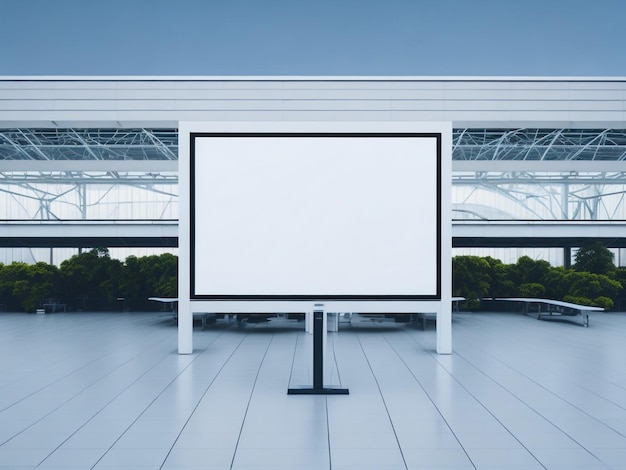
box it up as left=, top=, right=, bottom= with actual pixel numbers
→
left=509, top=256, right=552, bottom=290
left=3, top=263, right=33, bottom=311
left=542, top=267, right=569, bottom=300
left=518, top=282, right=546, bottom=298
left=484, top=256, right=515, bottom=297
left=611, top=267, right=626, bottom=306
left=574, top=241, right=615, bottom=275
left=138, top=253, right=177, bottom=298
left=59, top=248, right=123, bottom=310
left=25, top=262, right=60, bottom=312
left=119, top=253, right=177, bottom=310
left=452, top=256, right=491, bottom=309
left=591, top=296, right=614, bottom=310
left=0, top=262, right=59, bottom=312
left=565, top=271, right=621, bottom=301
left=119, top=255, right=143, bottom=310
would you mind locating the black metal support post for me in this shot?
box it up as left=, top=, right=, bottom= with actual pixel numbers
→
left=564, top=246, right=572, bottom=270
left=288, top=308, right=349, bottom=395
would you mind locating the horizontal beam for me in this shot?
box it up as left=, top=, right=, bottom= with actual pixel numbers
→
left=0, top=160, right=177, bottom=172
left=4, top=236, right=177, bottom=248
left=0, top=219, right=625, bottom=249
left=452, top=160, right=626, bottom=173
left=3, top=76, right=626, bottom=82
left=453, top=220, right=626, bottom=248
left=1, top=160, right=623, bottom=173
left=0, top=220, right=177, bottom=247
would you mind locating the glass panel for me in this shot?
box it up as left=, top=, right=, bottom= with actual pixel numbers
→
left=453, top=173, right=626, bottom=221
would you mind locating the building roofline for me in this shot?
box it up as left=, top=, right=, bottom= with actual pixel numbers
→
left=0, top=75, right=625, bottom=82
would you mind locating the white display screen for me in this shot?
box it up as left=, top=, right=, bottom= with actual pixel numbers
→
left=191, top=133, right=441, bottom=300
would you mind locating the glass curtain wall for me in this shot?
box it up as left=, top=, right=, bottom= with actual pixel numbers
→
left=1, top=128, right=625, bottom=266
left=452, top=129, right=626, bottom=265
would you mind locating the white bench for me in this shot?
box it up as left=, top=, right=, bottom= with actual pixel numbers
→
left=495, top=297, right=603, bottom=327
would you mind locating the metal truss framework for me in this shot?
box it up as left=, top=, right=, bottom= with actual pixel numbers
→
left=452, top=129, right=626, bottom=221
left=0, top=128, right=177, bottom=162
left=453, top=129, right=626, bottom=161
left=0, top=128, right=626, bottom=221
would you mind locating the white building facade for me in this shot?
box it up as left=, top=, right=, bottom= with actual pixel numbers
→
left=0, top=76, right=625, bottom=266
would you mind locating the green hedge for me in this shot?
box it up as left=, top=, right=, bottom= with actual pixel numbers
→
left=453, top=253, right=624, bottom=311
left=0, top=248, right=177, bottom=312
left=2, top=246, right=624, bottom=313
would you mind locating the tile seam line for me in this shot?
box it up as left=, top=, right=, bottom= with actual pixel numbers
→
left=0, top=316, right=136, bottom=409
left=150, top=329, right=250, bottom=470
left=0, top=322, right=173, bottom=444
left=453, top=322, right=626, bottom=410
left=404, top=325, right=603, bottom=467
left=228, top=333, right=275, bottom=470
left=355, top=333, right=409, bottom=470
left=77, top=327, right=233, bottom=470
left=424, top=344, right=552, bottom=468
left=453, top=317, right=626, bottom=427
left=287, top=329, right=302, bottom=388
left=35, top=329, right=212, bottom=468
left=388, top=328, right=479, bottom=470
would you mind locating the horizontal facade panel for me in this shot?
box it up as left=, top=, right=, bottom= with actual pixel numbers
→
left=1, top=76, right=624, bottom=87
left=1, top=78, right=625, bottom=90
left=12, top=159, right=621, bottom=173
left=452, top=160, right=626, bottom=172
left=0, top=78, right=624, bottom=127
left=0, top=221, right=178, bottom=239
left=1, top=86, right=624, bottom=103
left=453, top=221, right=626, bottom=240
left=0, top=160, right=177, bottom=171
left=2, top=99, right=623, bottom=113
left=1, top=113, right=625, bottom=130
left=0, top=88, right=444, bottom=101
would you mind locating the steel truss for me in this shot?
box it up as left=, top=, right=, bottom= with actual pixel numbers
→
left=453, top=128, right=626, bottom=161
left=0, top=128, right=177, bottom=161
left=453, top=129, right=626, bottom=221
left=0, top=129, right=178, bottom=220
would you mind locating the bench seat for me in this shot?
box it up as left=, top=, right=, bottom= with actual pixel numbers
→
left=495, top=297, right=603, bottom=327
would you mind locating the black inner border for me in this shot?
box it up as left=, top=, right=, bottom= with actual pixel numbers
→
left=190, top=132, right=442, bottom=301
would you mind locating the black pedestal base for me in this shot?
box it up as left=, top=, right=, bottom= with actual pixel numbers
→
left=288, top=386, right=349, bottom=395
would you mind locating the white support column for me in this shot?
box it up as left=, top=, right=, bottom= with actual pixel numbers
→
left=305, top=310, right=313, bottom=334
left=178, top=298, right=193, bottom=354
left=177, top=121, right=193, bottom=355
left=437, top=122, right=453, bottom=355
left=436, top=302, right=452, bottom=354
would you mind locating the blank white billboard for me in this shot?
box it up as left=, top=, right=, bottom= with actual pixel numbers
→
left=191, top=132, right=441, bottom=300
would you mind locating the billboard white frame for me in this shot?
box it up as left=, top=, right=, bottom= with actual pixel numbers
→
left=178, top=121, right=452, bottom=354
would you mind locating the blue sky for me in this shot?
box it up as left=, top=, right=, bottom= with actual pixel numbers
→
left=1, top=0, right=625, bottom=76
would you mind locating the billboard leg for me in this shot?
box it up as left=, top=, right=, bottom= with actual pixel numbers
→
left=436, top=301, right=452, bottom=354
left=288, top=306, right=349, bottom=395
left=178, top=299, right=193, bottom=354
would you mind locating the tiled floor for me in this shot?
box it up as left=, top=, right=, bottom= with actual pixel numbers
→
left=1, top=309, right=626, bottom=469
